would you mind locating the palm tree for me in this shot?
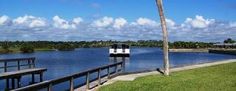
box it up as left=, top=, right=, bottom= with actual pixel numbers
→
left=155, top=0, right=169, bottom=75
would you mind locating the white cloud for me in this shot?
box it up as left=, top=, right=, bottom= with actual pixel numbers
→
left=166, top=18, right=175, bottom=27
left=133, top=17, right=158, bottom=27
left=0, top=15, right=11, bottom=25
left=92, top=16, right=113, bottom=27
left=183, top=15, right=215, bottom=28
left=229, top=22, right=236, bottom=27
left=1, top=15, right=236, bottom=41
left=53, top=15, right=76, bottom=29
left=29, top=19, right=46, bottom=28
left=72, top=17, right=83, bottom=24
left=13, top=15, right=46, bottom=28
left=113, top=18, right=127, bottom=29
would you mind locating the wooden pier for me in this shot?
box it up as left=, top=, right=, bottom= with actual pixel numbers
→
left=0, top=57, right=47, bottom=90
left=11, top=61, right=124, bottom=91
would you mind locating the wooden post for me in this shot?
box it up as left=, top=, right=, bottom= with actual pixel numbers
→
left=40, top=73, right=43, bottom=82
left=32, top=59, right=35, bottom=68
left=17, top=60, right=20, bottom=70
left=6, top=78, right=9, bottom=90
left=115, top=65, right=118, bottom=73
left=4, top=61, right=7, bottom=72
left=155, top=0, right=170, bottom=76
left=98, top=69, right=101, bottom=86
left=32, top=74, right=35, bottom=84
left=12, top=78, right=15, bottom=89
left=70, top=77, right=74, bottom=91
left=17, top=77, right=21, bottom=88
left=48, top=83, right=52, bottom=91
left=28, top=59, right=31, bottom=68
left=107, top=66, right=110, bottom=79
left=86, top=72, right=90, bottom=90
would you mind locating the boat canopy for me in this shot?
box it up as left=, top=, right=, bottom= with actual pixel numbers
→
left=110, top=44, right=129, bottom=49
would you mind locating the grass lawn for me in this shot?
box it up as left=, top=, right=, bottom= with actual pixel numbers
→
left=99, top=62, right=236, bottom=91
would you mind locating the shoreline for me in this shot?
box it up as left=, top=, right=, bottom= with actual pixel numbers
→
left=93, top=59, right=236, bottom=91
left=169, top=48, right=209, bottom=52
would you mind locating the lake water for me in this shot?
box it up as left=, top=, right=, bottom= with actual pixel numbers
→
left=0, top=47, right=236, bottom=90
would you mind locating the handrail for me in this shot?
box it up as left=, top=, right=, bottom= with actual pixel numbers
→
left=11, top=61, right=124, bottom=91
left=0, top=57, right=35, bottom=62
left=0, top=57, right=36, bottom=72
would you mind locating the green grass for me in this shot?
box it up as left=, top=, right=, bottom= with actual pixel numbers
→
left=99, top=62, right=236, bottom=91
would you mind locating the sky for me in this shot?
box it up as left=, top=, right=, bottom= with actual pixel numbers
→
left=0, top=0, right=236, bottom=42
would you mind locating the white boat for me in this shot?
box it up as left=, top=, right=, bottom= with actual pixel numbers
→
left=109, top=43, right=130, bottom=57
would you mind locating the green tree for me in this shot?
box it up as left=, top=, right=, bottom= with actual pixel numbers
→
left=20, top=44, right=34, bottom=53
left=224, top=38, right=235, bottom=43
left=57, top=43, right=75, bottom=51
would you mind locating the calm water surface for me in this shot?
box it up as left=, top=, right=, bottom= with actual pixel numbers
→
left=0, top=47, right=235, bottom=90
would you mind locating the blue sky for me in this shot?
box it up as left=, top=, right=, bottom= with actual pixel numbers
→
left=0, top=0, right=236, bottom=41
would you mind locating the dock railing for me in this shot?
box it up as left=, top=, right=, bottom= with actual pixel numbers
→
left=11, top=61, right=124, bottom=91
left=0, top=57, right=36, bottom=72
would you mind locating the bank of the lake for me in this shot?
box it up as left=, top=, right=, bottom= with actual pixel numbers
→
left=209, top=49, right=236, bottom=55
left=99, top=61, right=236, bottom=91
left=1, top=48, right=236, bottom=90
left=169, top=49, right=209, bottom=52
left=0, top=48, right=56, bottom=54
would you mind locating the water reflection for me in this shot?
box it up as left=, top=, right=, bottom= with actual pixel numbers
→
left=109, top=57, right=130, bottom=72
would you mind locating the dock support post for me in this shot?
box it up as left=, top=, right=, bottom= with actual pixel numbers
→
left=48, top=83, right=52, bottom=91
left=70, top=77, right=74, bottom=91
left=40, top=73, right=43, bottom=82
left=86, top=72, right=90, bottom=90
left=6, top=78, right=9, bottom=90
left=31, top=74, right=35, bottom=84
left=98, top=69, right=101, bottom=86
left=11, top=78, right=15, bottom=89
left=17, top=60, right=20, bottom=70
left=17, top=76, right=21, bottom=88
left=4, top=62, right=7, bottom=72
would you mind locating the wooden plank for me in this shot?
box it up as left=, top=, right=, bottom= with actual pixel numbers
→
left=0, top=68, right=47, bottom=80
left=11, top=62, right=123, bottom=91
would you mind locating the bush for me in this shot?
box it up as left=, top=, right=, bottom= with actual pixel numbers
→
left=20, top=44, right=34, bottom=53
left=57, top=43, right=75, bottom=51
left=0, top=41, right=12, bottom=53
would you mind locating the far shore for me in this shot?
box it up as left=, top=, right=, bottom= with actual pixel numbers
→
left=0, top=48, right=56, bottom=54
left=169, top=48, right=209, bottom=52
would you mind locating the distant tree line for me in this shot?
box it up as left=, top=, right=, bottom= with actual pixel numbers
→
left=169, top=41, right=214, bottom=49
left=224, top=38, right=235, bottom=44
left=0, top=38, right=235, bottom=53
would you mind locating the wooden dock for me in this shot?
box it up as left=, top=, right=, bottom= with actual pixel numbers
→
left=0, top=57, right=47, bottom=90
left=11, top=61, right=124, bottom=91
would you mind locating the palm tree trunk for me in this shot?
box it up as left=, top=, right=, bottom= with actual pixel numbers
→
left=155, top=0, right=169, bottom=76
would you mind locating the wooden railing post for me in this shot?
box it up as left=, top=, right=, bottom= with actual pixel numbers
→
left=28, top=59, right=31, bottom=68
left=6, top=78, right=9, bottom=90
left=17, top=60, right=20, bottom=70
left=107, top=66, right=110, bottom=79
left=40, top=72, right=43, bottom=82
left=116, top=64, right=119, bottom=73
left=86, top=72, right=90, bottom=90
left=4, top=61, right=7, bottom=72
left=98, top=68, right=101, bottom=86
left=70, top=77, right=74, bottom=91
left=48, top=83, right=52, bottom=91
left=12, top=78, right=15, bottom=89
left=32, top=58, right=35, bottom=68
left=17, top=76, right=21, bottom=88
left=31, top=74, right=35, bottom=84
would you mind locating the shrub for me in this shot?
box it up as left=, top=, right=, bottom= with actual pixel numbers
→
left=20, top=44, right=34, bottom=53
left=57, top=43, right=75, bottom=51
